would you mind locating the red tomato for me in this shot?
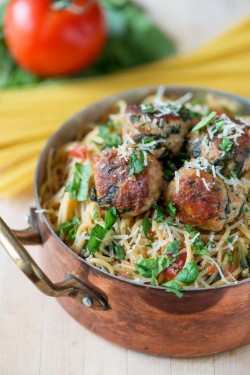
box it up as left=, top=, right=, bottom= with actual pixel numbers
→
left=69, top=144, right=88, bottom=159
left=163, top=252, right=187, bottom=281
left=4, top=0, right=106, bottom=76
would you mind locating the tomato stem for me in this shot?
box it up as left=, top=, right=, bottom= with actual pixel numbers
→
left=52, top=0, right=95, bottom=14
left=52, top=0, right=72, bottom=10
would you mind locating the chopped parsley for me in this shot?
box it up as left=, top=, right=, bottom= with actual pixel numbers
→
left=243, top=205, right=249, bottom=213
left=128, top=151, right=145, bottom=176
left=65, top=163, right=91, bottom=201
left=175, top=261, right=199, bottom=285
left=161, top=280, right=183, bottom=298
left=135, top=256, right=176, bottom=284
left=207, top=240, right=216, bottom=249
left=179, top=152, right=190, bottom=162
left=226, top=235, right=234, bottom=244
left=87, top=224, right=108, bottom=254
left=215, top=118, right=225, bottom=131
left=226, top=251, right=234, bottom=264
left=142, top=216, right=151, bottom=237
left=141, top=104, right=155, bottom=114
left=191, top=111, right=217, bottom=133
left=238, top=243, right=249, bottom=274
left=113, top=244, right=125, bottom=260
left=108, top=242, right=125, bottom=260
left=184, top=225, right=209, bottom=255
left=230, top=171, right=238, bottom=179
left=143, top=136, right=155, bottom=144
left=92, top=210, right=99, bottom=220
left=152, top=204, right=165, bottom=223
left=130, top=115, right=141, bottom=123
left=166, top=201, right=177, bottom=217
left=164, top=240, right=180, bottom=255
left=219, top=137, right=233, bottom=153
left=58, top=216, right=80, bottom=240
left=99, top=124, right=122, bottom=147
left=87, top=207, right=118, bottom=254
left=104, top=207, right=118, bottom=230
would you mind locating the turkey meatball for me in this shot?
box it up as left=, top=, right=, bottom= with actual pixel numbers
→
left=188, top=115, right=250, bottom=177
left=165, top=167, right=245, bottom=232
left=94, top=149, right=163, bottom=216
left=122, top=103, right=192, bottom=158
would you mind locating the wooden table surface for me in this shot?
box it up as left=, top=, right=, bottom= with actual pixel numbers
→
left=1, top=1, right=250, bottom=374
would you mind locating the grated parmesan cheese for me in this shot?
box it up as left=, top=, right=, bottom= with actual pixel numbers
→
left=175, top=92, right=193, bottom=105
left=202, top=255, right=233, bottom=285
left=215, top=168, right=243, bottom=188
left=202, top=177, right=211, bottom=191
left=175, top=171, right=180, bottom=192
left=211, top=165, right=216, bottom=178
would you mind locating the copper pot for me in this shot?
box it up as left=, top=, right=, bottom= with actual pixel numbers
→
left=1, top=86, right=250, bottom=357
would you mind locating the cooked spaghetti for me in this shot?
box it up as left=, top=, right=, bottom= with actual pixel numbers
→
left=40, top=90, right=250, bottom=297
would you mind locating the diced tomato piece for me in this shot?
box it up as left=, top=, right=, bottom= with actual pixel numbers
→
left=162, top=252, right=187, bottom=281
left=69, top=145, right=88, bottom=159
left=207, top=264, right=217, bottom=275
left=149, top=228, right=155, bottom=237
left=224, top=263, right=236, bottom=275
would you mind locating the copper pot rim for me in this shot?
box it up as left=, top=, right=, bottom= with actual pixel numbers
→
left=34, top=85, right=250, bottom=294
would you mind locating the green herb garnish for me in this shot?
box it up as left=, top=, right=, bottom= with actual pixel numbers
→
left=161, top=280, right=183, bottom=298
left=184, top=225, right=209, bottom=255
left=141, top=104, right=155, bottom=114
left=92, top=210, right=99, bottom=220
left=152, top=204, right=165, bottom=223
left=207, top=240, right=216, bottom=248
left=226, top=236, right=234, bottom=244
left=87, top=224, right=108, bottom=254
left=215, top=118, right=224, bottom=131
left=87, top=207, right=118, bottom=254
left=108, top=241, right=125, bottom=260
left=128, top=152, right=144, bottom=176
left=143, top=136, right=154, bottom=144
left=142, top=216, right=151, bottom=237
left=238, top=243, right=249, bottom=275
left=166, top=201, right=177, bottom=217
left=65, top=163, right=91, bottom=201
left=191, top=111, right=217, bottom=133
left=58, top=216, right=80, bottom=240
left=175, top=261, right=199, bottom=285
left=113, top=244, right=125, bottom=260
left=164, top=240, right=180, bottom=255
left=99, top=123, right=122, bottom=147
left=130, top=115, right=141, bottom=123
left=219, top=137, right=233, bottom=153
left=226, top=251, right=234, bottom=264
left=135, top=256, right=176, bottom=284
left=105, top=207, right=118, bottom=230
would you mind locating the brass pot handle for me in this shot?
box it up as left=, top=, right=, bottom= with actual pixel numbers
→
left=0, top=213, right=110, bottom=311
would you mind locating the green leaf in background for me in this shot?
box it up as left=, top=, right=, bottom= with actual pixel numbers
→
left=0, top=0, right=176, bottom=89
left=84, top=0, right=176, bottom=75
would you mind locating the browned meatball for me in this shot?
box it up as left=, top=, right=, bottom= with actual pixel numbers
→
left=188, top=116, right=250, bottom=177
left=164, top=167, right=245, bottom=232
left=122, top=104, right=192, bottom=158
left=94, top=149, right=163, bottom=216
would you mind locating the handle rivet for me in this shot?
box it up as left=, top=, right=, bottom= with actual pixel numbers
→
left=82, top=296, right=93, bottom=307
